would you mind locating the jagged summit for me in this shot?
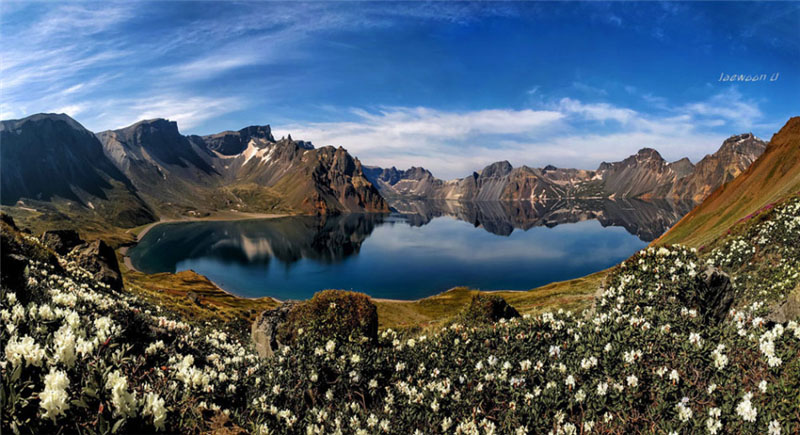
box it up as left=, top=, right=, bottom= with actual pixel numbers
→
left=481, top=161, right=513, bottom=178
left=199, top=124, right=277, bottom=156
left=634, top=147, right=665, bottom=161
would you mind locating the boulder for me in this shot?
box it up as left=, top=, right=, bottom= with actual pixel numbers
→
left=766, top=284, right=800, bottom=324
left=690, top=267, right=735, bottom=324
left=41, top=229, right=84, bottom=255
left=71, top=240, right=124, bottom=291
left=461, top=294, right=520, bottom=325
left=251, top=302, right=297, bottom=358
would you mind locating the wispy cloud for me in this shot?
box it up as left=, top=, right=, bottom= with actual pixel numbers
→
left=682, top=88, right=762, bottom=128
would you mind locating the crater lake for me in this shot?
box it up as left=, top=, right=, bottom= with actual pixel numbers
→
left=127, top=199, right=694, bottom=300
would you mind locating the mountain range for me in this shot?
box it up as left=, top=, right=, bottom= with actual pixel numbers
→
left=363, top=133, right=766, bottom=204
left=1, top=114, right=387, bottom=226
left=0, top=113, right=769, bottom=229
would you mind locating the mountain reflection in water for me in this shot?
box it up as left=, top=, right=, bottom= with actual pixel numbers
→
left=128, top=199, right=695, bottom=299
left=393, top=198, right=696, bottom=241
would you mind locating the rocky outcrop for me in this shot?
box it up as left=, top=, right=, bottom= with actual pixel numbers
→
left=70, top=240, right=124, bottom=291
left=251, top=302, right=297, bottom=358
left=41, top=229, right=84, bottom=255
left=197, top=125, right=276, bottom=156
left=1, top=216, right=62, bottom=299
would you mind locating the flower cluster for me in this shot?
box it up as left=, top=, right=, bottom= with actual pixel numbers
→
left=2, top=196, right=799, bottom=433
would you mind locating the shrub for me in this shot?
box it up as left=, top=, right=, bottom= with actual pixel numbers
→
left=459, top=293, right=520, bottom=326
left=277, top=290, right=378, bottom=344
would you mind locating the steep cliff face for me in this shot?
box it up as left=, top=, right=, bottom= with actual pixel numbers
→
left=273, top=146, right=388, bottom=214
left=597, top=148, right=681, bottom=198
left=97, top=119, right=220, bottom=212
left=0, top=114, right=155, bottom=226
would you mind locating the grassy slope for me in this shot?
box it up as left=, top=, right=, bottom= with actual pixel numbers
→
left=375, top=271, right=605, bottom=329
left=655, top=116, right=800, bottom=248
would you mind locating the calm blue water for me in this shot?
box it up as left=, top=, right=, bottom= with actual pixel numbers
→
left=128, top=210, right=650, bottom=300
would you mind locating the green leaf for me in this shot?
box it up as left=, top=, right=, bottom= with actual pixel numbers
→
left=10, top=364, right=22, bottom=383
left=71, top=399, right=89, bottom=409
left=111, top=418, right=126, bottom=434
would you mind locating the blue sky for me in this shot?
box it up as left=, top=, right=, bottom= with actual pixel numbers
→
left=1, top=1, right=798, bottom=178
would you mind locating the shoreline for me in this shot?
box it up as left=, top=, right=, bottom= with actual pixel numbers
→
left=129, top=211, right=294, bottom=242
left=121, top=211, right=294, bottom=274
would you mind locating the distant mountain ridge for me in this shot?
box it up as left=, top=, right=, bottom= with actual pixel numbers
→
left=365, top=133, right=767, bottom=204
left=0, top=112, right=777, bottom=230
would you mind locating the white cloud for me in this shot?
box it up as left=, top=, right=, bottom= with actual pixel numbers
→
left=273, top=89, right=763, bottom=179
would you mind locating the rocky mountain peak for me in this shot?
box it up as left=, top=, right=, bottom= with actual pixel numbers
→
left=635, top=148, right=665, bottom=162
left=481, top=161, right=513, bottom=178
left=717, top=132, right=766, bottom=156
left=239, top=125, right=275, bottom=142
left=200, top=124, right=278, bottom=156
left=125, top=118, right=180, bottom=135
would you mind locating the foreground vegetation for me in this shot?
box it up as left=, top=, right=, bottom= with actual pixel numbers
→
left=2, top=189, right=799, bottom=432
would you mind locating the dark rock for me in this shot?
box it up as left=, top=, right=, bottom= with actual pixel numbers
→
left=1, top=219, right=62, bottom=299
left=70, top=240, right=123, bottom=291
left=251, top=302, right=297, bottom=358
left=461, top=294, right=520, bottom=325
left=1, top=253, right=29, bottom=292
left=690, top=267, right=735, bottom=324
left=41, top=229, right=84, bottom=255
left=1, top=213, right=17, bottom=230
